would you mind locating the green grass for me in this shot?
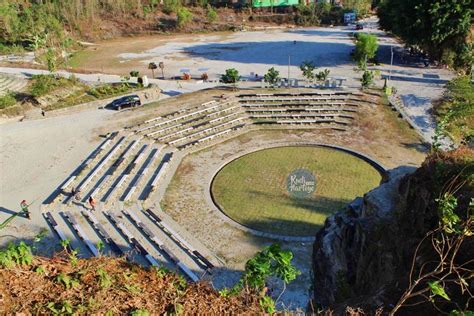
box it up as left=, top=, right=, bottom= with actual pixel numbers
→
left=211, top=146, right=382, bottom=236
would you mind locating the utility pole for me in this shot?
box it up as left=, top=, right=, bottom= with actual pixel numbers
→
left=389, top=45, right=394, bottom=81
left=288, top=55, right=291, bottom=88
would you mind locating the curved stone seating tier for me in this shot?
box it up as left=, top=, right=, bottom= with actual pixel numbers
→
left=177, top=124, right=247, bottom=150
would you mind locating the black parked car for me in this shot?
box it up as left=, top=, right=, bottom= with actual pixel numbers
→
left=109, top=95, right=141, bottom=110
left=356, top=23, right=364, bottom=30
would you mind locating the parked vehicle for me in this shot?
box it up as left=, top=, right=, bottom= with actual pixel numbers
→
left=356, top=23, right=364, bottom=30
left=109, top=95, right=141, bottom=110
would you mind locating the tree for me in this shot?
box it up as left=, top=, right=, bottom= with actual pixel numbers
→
left=300, top=61, right=316, bottom=82
left=221, top=68, right=240, bottom=89
left=206, top=4, right=217, bottom=23
left=176, top=7, right=192, bottom=28
left=361, top=70, right=374, bottom=89
left=315, top=69, right=330, bottom=83
left=130, top=70, right=140, bottom=77
left=45, top=48, right=57, bottom=73
left=377, top=0, right=472, bottom=70
left=148, top=62, right=157, bottom=78
left=263, top=67, right=280, bottom=88
left=354, top=33, right=378, bottom=69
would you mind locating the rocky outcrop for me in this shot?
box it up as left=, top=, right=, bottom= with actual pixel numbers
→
left=312, top=148, right=474, bottom=312
left=312, top=166, right=416, bottom=307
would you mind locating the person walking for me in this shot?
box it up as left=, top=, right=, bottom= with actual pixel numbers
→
left=88, top=196, right=96, bottom=211
left=20, top=200, right=31, bottom=220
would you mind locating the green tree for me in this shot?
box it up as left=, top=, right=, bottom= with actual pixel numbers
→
left=176, top=7, right=193, bottom=28
left=263, top=67, right=280, bottom=88
left=378, top=0, right=472, bottom=70
left=315, top=69, right=330, bottom=83
left=206, top=5, right=217, bottom=23
left=354, top=33, right=378, bottom=69
left=300, top=61, right=316, bottom=82
left=361, top=70, right=374, bottom=89
left=221, top=68, right=240, bottom=89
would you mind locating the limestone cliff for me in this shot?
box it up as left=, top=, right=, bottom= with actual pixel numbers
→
left=312, top=148, right=474, bottom=314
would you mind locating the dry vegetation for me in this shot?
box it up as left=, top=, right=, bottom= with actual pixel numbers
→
left=0, top=250, right=262, bottom=314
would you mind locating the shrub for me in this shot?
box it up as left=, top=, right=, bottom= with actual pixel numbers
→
left=206, top=5, right=217, bottom=23
left=162, top=0, right=181, bottom=14
left=129, top=70, right=140, bottom=77
left=29, top=74, right=62, bottom=97
left=361, top=70, right=374, bottom=88
left=0, top=92, right=17, bottom=109
left=263, top=67, right=281, bottom=87
left=176, top=7, right=193, bottom=28
left=221, top=68, right=240, bottom=84
left=354, top=33, right=378, bottom=69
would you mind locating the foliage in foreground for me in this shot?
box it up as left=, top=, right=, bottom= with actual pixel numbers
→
left=1, top=238, right=299, bottom=314
left=0, top=92, right=17, bottom=109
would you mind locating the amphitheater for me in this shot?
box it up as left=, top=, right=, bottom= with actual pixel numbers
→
left=39, top=88, right=422, bottom=292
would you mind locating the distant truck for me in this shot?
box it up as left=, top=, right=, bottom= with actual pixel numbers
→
left=344, top=12, right=356, bottom=25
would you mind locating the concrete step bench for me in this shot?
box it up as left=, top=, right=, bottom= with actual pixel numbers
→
left=168, top=117, right=245, bottom=146
left=81, top=210, right=123, bottom=256
left=122, top=147, right=161, bottom=201
left=123, top=209, right=199, bottom=282
left=47, top=133, right=118, bottom=204
left=105, top=212, right=159, bottom=266
left=63, top=211, right=99, bottom=257
left=178, top=124, right=246, bottom=149
left=74, top=136, right=128, bottom=194
left=144, top=208, right=214, bottom=271
left=43, top=212, right=70, bottom=248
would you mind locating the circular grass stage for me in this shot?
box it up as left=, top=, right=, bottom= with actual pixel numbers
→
left=211, top=146, right=383, bottom=237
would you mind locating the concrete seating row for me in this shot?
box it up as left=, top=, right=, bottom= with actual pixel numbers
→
left=168, top=118, right=245, bottom=146
left=105, top=212, right=159, bottom=266
left=81, top=210, right=123, bottom=256
left=122, top=147, right=161, bottom=201
left=177, top=124, right=246, bottom=150
left=75, top=136, right=128, bottom=193
left=43, top=212, right=69, bottom=246
left=144, top=208, right=214, bottom=271
left=248, top=113, right=354, bottom=120
left=64, top=211, right=99, bottom=257
left=123, top=209, right=199, bottom=282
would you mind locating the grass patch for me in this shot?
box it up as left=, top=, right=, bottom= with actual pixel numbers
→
left=211, top=146, right=382, bottom=236
left=0, top=92, right=17, bottom=109
left=434, top=76, right=473, bottom=145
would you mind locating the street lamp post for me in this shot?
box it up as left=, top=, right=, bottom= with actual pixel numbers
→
left=389, top=46, right=394, bottom=81
left=288, top=55, right=291, bottom=88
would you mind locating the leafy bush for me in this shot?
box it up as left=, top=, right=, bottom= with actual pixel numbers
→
left=315, top=69, right=330, bottom=82
left=361, top=70, right=374, bottom=88
left=264, top=67, right=281, bottom=87
left=129, top=70, right=140, bottom=77
left=176, top=7, right=193, bottom=28
left=0, top=92, right=17, bottom=109
left=87, top=83, right=132, bottom=98
left=435, top=76, right=474, bottom=145
left=29, top=74, right=64, bottom=97
left=206, top=5, right=217, bottom=23
left=0, top=242, right=33, bottom=268
left=354, top=33, right=378, bottom=69
left=162, top=0, right=181, bottom=14
left=221, top=68, right=240, bottom=84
